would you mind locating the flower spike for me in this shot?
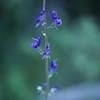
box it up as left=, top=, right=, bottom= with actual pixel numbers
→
left=32, top=0, right=62, bottom=99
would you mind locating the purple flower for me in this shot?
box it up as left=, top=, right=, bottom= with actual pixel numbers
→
left=35, top=10, right=46, bottom=27
left=50, top=86, right=59, bottom=94
left=51, top=10, right=62, bottom=27
left=41, top=83, right=48, bottom=90
left=54, top=18, right=62, bottom=27
left=51, top=10, right=58, bottom=20
left=49, top=59, right=58, bottom=73
left=37, top=83, right=48, bottom=94
left=32, top=36, right=41, bottom=48
left=41, top=43, right=51, bottom=59
left=40, top=10, right=45, bottom=16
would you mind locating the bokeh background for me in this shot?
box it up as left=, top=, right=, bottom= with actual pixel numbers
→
left=0, top=0, right=100, bottom=100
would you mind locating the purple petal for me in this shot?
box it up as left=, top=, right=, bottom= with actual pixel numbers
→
left=50, top=86, right=59, bottom=94
left=32, top=36, right=41, bottom=48
left=55, top=18, right=62, bottom=27
left=51, top=10, right=58, bottom=20
left=35, top=10, right=46, bottom=27
left=41, top=43, right=51, bottom=60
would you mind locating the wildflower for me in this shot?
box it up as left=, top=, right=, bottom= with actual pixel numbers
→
left=32, top=36, right=41, bottom=48
left=41, top=43, right=51, bottom=59
left=49, top=59, right=58, bottom=73
left=50, top=86, right=59, bottom=94
left=41, top=83, right=48, bottom=90
left=37, top=83, right=48, bottom=91
left=34, top=3, right=61, bottom=97
left=54, top=18, right=62, bottom=27
left=35, top=10, right=46, bottom=27
left=51, top=10, right=62, bottom=27
left=48, top=59, right=58, bottom=78
left=51, top=10, right=58, bottom=20
left=37, top=83, right=48, bottom=95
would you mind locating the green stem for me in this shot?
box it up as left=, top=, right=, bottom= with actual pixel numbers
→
left=43, top=0, right=46, bottom=11
left=42, top=0, right=49, bottom=100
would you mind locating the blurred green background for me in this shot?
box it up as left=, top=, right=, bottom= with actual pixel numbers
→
left=0, top=0, right=100, bottom=100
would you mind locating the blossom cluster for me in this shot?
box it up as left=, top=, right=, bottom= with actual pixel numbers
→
left=32, top=10, right=62, bottom=96
left=35, top=10, right=62, bottom=28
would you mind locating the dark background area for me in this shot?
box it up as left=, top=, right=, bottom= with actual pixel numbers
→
left=0, top=0, right=100, bottom=100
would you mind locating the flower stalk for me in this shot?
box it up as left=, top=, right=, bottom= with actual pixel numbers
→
left=42, top=0, right=50, bottom=99
left=32, top=0, right=62, bottom=99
